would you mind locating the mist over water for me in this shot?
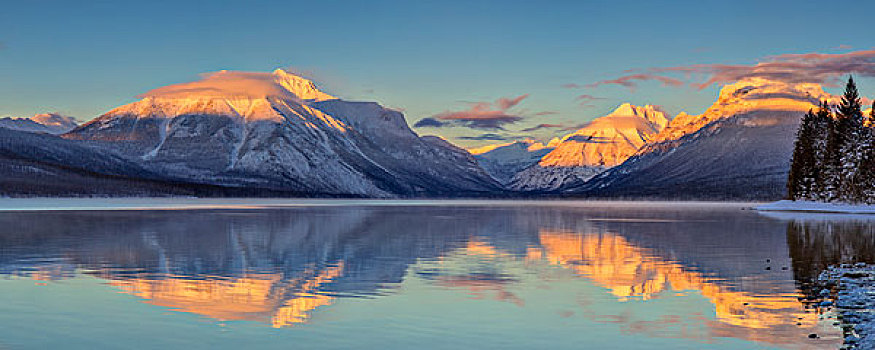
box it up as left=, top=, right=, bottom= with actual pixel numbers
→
left=0, top=201, right=868, bottom=349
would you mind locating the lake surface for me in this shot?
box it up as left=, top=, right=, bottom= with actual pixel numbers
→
left=0, top=199, right=871, bottom=349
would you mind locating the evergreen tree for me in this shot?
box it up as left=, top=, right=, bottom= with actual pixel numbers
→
left=811, top=101, right=833, bottom=201
left=836, top=77, right=866, bottom=202
left=860, top=104, right=875, bottom=203
left=821, top=101, right=841, bottom=201
left=788, top=109, right=818, bottom=200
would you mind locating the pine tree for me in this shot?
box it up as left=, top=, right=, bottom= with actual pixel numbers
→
left=860, top=104, right=875, bottom=203
left=821, top=101, right=841, bottom=201
left=788, top=109, right=818, bottom=200
left=836, top=77, right=866, bottom=202
left=811, top=102, right=833, bottom=200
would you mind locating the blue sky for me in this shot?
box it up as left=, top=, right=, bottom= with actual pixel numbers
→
left=2, top=0, right=874, bottom=147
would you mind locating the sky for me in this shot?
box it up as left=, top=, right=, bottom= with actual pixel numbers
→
left=2, top=0, right=875, bottom=147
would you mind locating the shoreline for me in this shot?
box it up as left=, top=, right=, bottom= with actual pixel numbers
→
left=755, top=200, right=875, bottom=214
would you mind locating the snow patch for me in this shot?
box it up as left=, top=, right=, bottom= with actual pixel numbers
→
left=756, top=200, right=875, bottom=214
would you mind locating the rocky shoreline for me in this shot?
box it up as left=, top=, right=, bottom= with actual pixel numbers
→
left=817, top=264, right=875, bottom=349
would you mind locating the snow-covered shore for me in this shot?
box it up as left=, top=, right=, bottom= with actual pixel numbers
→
left=756, top=200, right=875, bottom=214
left=817, top=264, right=875, bottom=349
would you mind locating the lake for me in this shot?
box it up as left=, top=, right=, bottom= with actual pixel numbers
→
left=0, top=199, right=870, bottom=349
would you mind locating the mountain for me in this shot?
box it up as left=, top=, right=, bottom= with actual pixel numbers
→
left=509, top=104, right=669, bottom=191
left=0, top=113, right=78, bottom=134
left=0, top=127, right=213, bottom=196
left=568, top=78, right=830, bottom=200
left=64, top=69, right=500, bottom=197
left=469, top=138, right=559, bottom=183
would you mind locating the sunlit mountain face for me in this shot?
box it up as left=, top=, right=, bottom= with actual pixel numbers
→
left=0, top=204, right=863, bottom=348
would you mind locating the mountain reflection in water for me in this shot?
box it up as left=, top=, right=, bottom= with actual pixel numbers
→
left=0, top=202, right=869, bottom=348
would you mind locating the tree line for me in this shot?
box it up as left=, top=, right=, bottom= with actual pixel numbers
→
left=787, top=77, right=875, bottom=203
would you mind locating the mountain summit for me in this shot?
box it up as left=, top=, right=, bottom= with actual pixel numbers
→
left=508, top=103, right=669, bottom=191
left=65, top=69, right=500, bottom=197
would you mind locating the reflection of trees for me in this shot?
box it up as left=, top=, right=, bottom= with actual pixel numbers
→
left=531, top=231, right=818, bottom=345
left=786, top=219, right=875, bottom=286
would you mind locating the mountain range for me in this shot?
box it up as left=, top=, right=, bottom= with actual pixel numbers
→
left=0, top=113, right=78, bottom=134
left=0, top=70, right=830, bottom=199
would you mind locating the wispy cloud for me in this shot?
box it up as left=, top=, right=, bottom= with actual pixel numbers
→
left=413, top=117, right=447, bottom=128
left=520, top=123, right=564, bottom=132
left=416, top=94, right=529, bottom=130
left=586, top=74, right=683, bottom=91
left=588, top=49, right=875, bottom=91
left=141, top=70, right=301, bottom=99
left=456, top=133, right=523, bottom=141
left=561, top=83, right=582, bottom=89
left=495, top=94, right=529, bottom=110
left=534, top=111, right=558, bottom=116
left=575, top=94, right=607, bottom=108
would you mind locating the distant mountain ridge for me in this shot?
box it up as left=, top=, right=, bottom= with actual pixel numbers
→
left=0, top=71, right=832, bottom=200
left=0, top=113, right=78, bottom=134
left=469, top=138, right=559, bottom=183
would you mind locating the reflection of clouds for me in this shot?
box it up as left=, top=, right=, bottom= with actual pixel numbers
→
left=434, top=275, right=525, bottom=307
left=424, top=238, right=524, bottom=307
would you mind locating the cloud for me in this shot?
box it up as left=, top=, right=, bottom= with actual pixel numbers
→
left=588, top=49, right=875, bottom=91
left=495, top=94, right=529, bottom=110
left=456, top=133, right=521, bottom=141
left=835, top=44, right=853, bottom=50
left=421, top=94, right=529, bottom=130
left=413, top=117, right=448, bottom=128
left=520, top=123, right=564, bottom=132
left=586, top=74, right=684, bottom=91
left=575, top=94, right=607, bottom=107
left=561, top=83, right=582, bottom=89
left=140, top=70, right=299, bottom=100
left=534, top=111, right=558, bottom=116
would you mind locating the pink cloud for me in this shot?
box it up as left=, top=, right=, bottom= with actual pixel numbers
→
left=496, top=94, right=529, bottom=110
left=140, top=71, right=299, bottom=100
left=520, top=123, right=564, bottom=132
left=586, top=74, right=683, bottom=91
left=589, top=49, right=875, bottom=92
left=534, top=111, right=558, bottom=116
left=575, top=94, right=607, bottom=108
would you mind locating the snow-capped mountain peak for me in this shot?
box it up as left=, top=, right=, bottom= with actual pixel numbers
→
left=271, top=69, right=336, bottom=101
left=506, top=103, right=669, bottom=191
left=645, top=78, right=829, bottom=147
left=542, top=103, right=670, bottom=168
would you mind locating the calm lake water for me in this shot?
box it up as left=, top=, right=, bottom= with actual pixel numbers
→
left=0, top=199, right=871, bottom=349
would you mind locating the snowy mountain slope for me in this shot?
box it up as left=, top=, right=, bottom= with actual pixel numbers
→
left=0, top=127, right=202, bottom=196
left=65, top=69, right=501, bottom=197
left=469, top=139, right=559, bottom=183
left=0, top=113, right=78, bottom=134
left=567, top=78, right=829, bottom=200
left=509, top=104, right=669, bottom=191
